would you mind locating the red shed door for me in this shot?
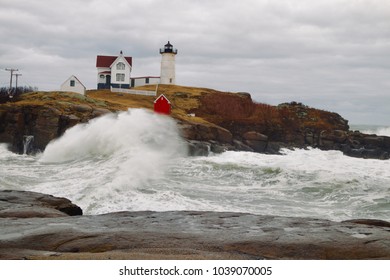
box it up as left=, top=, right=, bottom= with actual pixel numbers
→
left=154, top=95, right=171, bottom=115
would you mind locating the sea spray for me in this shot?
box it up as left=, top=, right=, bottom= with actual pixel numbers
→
left=350, top=124, right=390, bottom=136
left=363, top=126, right=390, bottom=136
left=23, top=135, right=34, bottom=155
left=0, top=144, right=12, bottom=160
left=41, top=109, right=186, bottom=162
left=38, top=109, right=188, bottom=213
left=1, top=120, right=389, bottom=220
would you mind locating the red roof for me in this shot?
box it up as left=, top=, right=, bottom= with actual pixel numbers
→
left=96, top=55, right=132, bottom=67
left=154, top=94, right=171, bottom=104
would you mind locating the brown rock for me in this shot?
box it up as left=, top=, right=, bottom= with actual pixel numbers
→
left=91, top=108, right=111, bottom=118
left=72, top=104, right=92, bottom=113
left=243, top=131, right=268, bottom=141
left=362, top=136, right=384, bottom=147
left=333, top=130, right=348, bottom=142
left=178, top=121, right=232, bottom=144
left=215, top=126, right=232, bottom=143
left=245, top=140, right=268, bottom=152
left=0, top=190, right=82, bottom=218
left=343, top=219, right=390, bottom=228
left=242, top=131, right=268, bottom=152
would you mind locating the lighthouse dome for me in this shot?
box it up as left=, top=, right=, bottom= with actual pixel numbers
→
left=160, top=41, right=178, bottom=54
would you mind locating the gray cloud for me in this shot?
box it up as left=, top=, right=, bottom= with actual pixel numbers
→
left=1, top=0, right=389, bottom=124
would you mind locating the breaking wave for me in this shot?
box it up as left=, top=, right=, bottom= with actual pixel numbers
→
left=0, top=116, right=389, bottom=220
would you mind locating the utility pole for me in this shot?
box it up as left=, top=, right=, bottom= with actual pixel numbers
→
left=14, top=73, right=22, bottom=97
left=5, top=68, right=18, bottom=97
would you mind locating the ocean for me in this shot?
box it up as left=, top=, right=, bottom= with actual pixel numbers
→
left=1, top=109, right=389, bottom=222
left=350, top=124, right=390, bottom=137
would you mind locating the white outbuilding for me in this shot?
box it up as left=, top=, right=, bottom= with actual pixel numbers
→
left=60, top=75, right=86, bottom=95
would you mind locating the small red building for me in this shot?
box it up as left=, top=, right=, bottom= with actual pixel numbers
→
left=154, top=94, right=171, bottom=115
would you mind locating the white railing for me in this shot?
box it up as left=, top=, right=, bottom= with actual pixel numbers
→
left=110, top=87, right=156, bottom=96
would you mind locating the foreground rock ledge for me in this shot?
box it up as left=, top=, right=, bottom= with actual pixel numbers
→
left=0, top=191, right=389, bottom=259
left=1, top=210, right=389, bottom=260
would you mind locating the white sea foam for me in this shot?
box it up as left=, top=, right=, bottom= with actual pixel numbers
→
left=0, top=115, right=389, bottom=221
left=351, top=124, right=390, bottom=136
left=36, top=109, right=188, bottom=213
left=0, top=144, right=10, bottom=158
left=363, top=126, right=390, bottom=136
left=175, top=148, right=390, bottom=220
left=40, top=109, right=186, bottom=163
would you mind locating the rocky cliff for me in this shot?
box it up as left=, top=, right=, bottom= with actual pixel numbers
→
left=1, top=86, right=389, bottom=159
left=0, top=92, right=111, bottom=153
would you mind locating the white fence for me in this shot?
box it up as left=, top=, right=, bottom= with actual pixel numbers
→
left=110, top=87, right=156, bottom=96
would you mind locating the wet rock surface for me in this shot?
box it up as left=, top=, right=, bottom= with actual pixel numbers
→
left=0, top=191, right=388, bottom=260
left=0, top=190, right=82, bottom=218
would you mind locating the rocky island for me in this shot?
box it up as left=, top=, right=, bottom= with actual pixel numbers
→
left=0, top=86, right=389, bottom=260
left=0, top=84, right=389, bottom=159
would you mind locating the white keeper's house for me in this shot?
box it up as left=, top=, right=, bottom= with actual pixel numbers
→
left=96, top=42, right=178, bottom=89
left=96, top=51, right=132, bottom=89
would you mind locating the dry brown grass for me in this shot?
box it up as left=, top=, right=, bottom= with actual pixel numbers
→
left=87, top=89, right=155, bottom=111
left=6, top=86, right=345, bottom=136
left=277, top=103, right=347, bottom=133
left=195, top=91, right=280, bottom=129
left=4, top=85, right=217, bottom=126
left=87, top=85, right=221, bottom=125
left=6, top=91, right=110, bottom=115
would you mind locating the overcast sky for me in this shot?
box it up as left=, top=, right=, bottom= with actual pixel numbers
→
left=1, top=0, right=389, bottom=125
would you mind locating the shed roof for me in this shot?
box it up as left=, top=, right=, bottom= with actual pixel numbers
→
left=154, top=94, right=171, bottom=104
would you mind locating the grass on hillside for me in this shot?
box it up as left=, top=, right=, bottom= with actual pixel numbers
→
left=3, top=84, right=345, bottom=133
left=87, top=89, right=155, bottom=111
left=6, top=91, right=109, bottom=114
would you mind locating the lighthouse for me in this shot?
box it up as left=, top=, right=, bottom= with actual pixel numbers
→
left=160, top=41, right=177, bottom=84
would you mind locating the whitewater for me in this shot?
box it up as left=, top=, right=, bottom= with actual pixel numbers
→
left=0, top=109, right=389, bottom=222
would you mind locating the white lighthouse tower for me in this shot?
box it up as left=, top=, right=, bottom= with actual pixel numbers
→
left=160, top=41, right=177, bottom=84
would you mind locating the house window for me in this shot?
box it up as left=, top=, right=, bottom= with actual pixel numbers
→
left=117, top=62, right=125, bottom=70
left=100, top=74, right=105, bottom=79
left=116, top=73, right=125, bottom=82
left=169, top=78, right=173, bottom=83
left=146, top=78, right=149, bottom=84
left=70, top=80, right=75, bottom=87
